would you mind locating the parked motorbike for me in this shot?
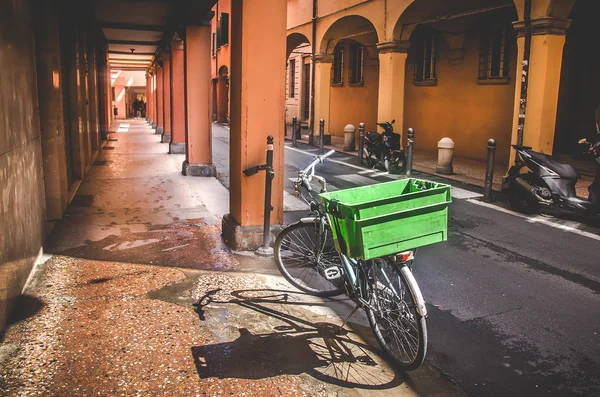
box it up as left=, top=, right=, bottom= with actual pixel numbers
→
left=363, top=120, right=407, bottom=173
left=505, top=135, right=600, bottom=216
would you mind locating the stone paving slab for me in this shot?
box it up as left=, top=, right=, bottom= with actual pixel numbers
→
left=0, top=255, right=465, bottom=397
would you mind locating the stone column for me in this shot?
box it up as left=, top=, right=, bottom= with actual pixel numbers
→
left=145, top=72, right=151, bottom=123
left=222, top=0, right=287, bottom=250
left=156, top=65, right=164, bottom=134
left=151, top=71, right=157, bottom=129
left=312, top=54, right=333, bottom=145
left=33, top=0, right=69, bottom=220
left=161, top=52, right=172, bottom=143
left=376, top=41, right=409, bottom=143
left=170, top=39, right=186, bottom=154
left=217, top=76, right=228, bottom=122
left=182, top=22, right=215, bottom=176
left=509, top=17, right=572, bottom=162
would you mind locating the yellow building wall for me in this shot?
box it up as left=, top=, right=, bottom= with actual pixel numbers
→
left=404, top=31, right=517, bottom=163
left=329, top=43, right=379, bottom=137
left=287, top=0, right=313, bottom=29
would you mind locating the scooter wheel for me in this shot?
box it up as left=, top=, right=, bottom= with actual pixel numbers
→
left=385, top=152, right=407, bottom=174
left=508, top=174, right=540, bottom=214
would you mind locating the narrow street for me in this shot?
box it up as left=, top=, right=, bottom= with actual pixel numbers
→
left=212, top=123, right=600, bottom=397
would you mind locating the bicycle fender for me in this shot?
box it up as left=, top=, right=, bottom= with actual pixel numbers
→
left=401, top=266, right=427, bottom=317
left=299, top=216, right=320, bottom=224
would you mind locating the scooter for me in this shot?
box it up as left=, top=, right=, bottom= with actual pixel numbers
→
left=504, top=135, right=600, bottom=216
left=363, top=120, right=407, bottom=173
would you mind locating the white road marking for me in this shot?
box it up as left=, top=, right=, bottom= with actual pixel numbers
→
left=285, top=145, right=366, bottom=171
left=467, top=199, right=600, bottom=242
left=337, top=174, right=380, bottom=186
left=451, top=188, right=483, bottom=200
left=287, top=145, right=487, bottom=199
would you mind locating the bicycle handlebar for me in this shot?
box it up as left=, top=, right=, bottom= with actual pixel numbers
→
left=299, top=149, right=335, bottom=176
left=296, top=149, right=336, bottom=194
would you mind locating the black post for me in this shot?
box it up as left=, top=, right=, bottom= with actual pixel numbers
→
left=358, top=123, right=365, bottom=165
left=319, top=119, right=325, bottom=154
left=483, top=139, right=497, bottom=202
left=261, top=136, right=275, bottom=253
left=406, top=128, right=415, bottom=177
left=292, top=116, right=298, bottom=147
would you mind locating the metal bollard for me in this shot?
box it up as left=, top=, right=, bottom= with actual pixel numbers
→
left=242, top=136, right=275, bottom=256
left=483, top=138, right=496, bottom=202
left=358, top=123, right=365, bottom=166
left=292, top=116, right=298, bottom=147
left=319, top=119, right=325, bottom=154
left=261, top=136, right=275, bottom=254
left=406, top=128, right=415, bottom=177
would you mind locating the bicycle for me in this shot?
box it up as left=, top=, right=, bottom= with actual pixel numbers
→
left=274, top=149, right=445, bottom=371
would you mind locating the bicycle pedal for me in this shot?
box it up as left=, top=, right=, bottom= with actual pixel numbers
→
left=324, top=267, right=342, bottom=280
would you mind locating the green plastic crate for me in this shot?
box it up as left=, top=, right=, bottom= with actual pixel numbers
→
left=320, top=178, right=451, bottom=260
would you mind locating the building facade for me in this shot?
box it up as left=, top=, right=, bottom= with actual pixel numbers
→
left=285, top=0, right=592, bottom=166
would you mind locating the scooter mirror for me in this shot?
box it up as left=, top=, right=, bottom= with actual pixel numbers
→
left=391, top=119, right=396, bottom=124
left=578, top=138, right=588, bottom=144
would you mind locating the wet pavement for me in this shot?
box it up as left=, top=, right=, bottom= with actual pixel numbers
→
left=0, top=119, right=465, bottom=396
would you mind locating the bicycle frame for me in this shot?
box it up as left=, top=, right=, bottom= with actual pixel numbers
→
left=293, top=149, right=427, bottom=318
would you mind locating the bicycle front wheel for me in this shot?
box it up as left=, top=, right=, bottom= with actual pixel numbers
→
left=367, top=258, right=427, bottom=371
left=274, top=222, right=345, bottom=297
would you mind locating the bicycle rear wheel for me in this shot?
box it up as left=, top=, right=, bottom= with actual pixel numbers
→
left=366, top=258, right=427, bottom=371
left=275, top=222, right=345, bottom=297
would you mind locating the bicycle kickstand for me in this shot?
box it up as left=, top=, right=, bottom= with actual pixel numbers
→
left=336, top=305, right=360, bottom=335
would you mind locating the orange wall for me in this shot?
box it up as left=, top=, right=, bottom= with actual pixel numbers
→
left=404, top=30, right=517, bottom=163
left=329, top=43, right=379, bottom=137
left=211, top=0, right=231, bottom=80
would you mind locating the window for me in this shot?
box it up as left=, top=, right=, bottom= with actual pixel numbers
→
left=331, top=48, right=343, bottom=86
left=217, top=12, right=229, bottom=47
left=111, top=87, right=115, bottom=101
left=414, top=33, right=436, bottom=83
left=479, top=25, right=511, bottom=81
left=349, top=44, right=364, bottom=85
left=289, top=59, right=296, bottom=98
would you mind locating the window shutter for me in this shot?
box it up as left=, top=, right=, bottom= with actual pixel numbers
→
left=221, top=13, right=229, bottom=45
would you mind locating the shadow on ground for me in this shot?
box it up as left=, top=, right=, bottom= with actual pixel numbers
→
left=190, top=288, right=405, bottom=390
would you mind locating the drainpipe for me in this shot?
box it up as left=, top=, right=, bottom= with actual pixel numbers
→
left=516, top=0, right=532, bottom=147
left=309, top=0, right=317, bottom=140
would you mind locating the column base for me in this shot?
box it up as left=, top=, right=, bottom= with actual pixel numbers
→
left=436, top=166, right=453, bottom=175
left=161, top=133, right=171, bottom=143
left=222, top=214, right=283, bottom=252
left=182, top=160, right=216, bottom=177
left=169, top=142, right=186, bottom=154
left=156, top=126, right=164, bottom=134
left=152, top=122, right=157, bottom=129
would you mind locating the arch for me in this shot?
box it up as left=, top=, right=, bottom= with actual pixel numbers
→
left=393, top=0, right=517, bottom=41
left=318, top=15, right=379, bottom=55
left=218, top=65, right=228, bottom=77
left=286, top=32, right=310, bottom=60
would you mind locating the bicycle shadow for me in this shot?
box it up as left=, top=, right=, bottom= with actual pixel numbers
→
left=190, top=288, right=403, bottom=389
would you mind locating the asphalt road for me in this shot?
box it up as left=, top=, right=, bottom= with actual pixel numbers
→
left=212, top=124, right=600, bottom=397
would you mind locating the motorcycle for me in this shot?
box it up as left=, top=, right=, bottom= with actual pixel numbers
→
left=505, top=135, right=600, bottom=216
left=363, top=120, right=407, bottom=173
